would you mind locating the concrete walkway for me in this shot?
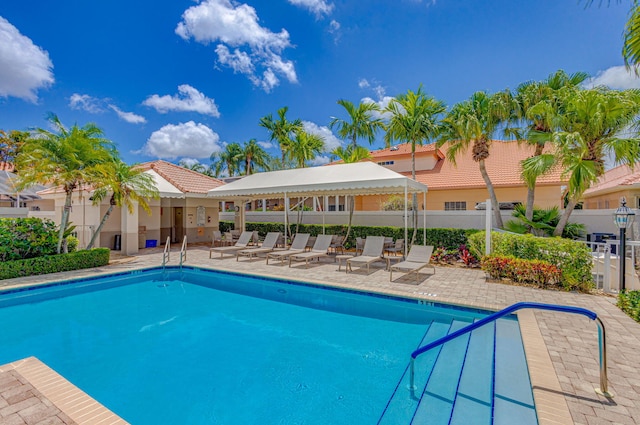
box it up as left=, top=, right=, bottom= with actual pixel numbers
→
left=1, top=245, right=640, bottom=424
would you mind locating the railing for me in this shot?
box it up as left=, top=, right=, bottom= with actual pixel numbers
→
left=179, top=236, right=187, bottom=268
left=161, top=236, right=171, bottom=269
left=409, top=302, right=611, bottom=397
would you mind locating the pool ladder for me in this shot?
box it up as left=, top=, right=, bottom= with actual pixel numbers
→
left=409, top=302, right=612, bottom=397
left=161, top=236, right=188, bottom=271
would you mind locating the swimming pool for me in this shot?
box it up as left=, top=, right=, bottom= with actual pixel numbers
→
left=0, top=266, right=537, bottom=424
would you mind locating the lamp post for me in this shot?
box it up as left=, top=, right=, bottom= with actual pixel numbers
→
left=613, top=197, right=635, bottom=292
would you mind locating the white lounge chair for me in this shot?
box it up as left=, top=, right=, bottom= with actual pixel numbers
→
left=346, top=236, right=385, bottom=274
left=266, top=233, right=310, bottom=264
left=209, top=231, right=254, bottom=258
left=237, top=232, right=282, bottom=261
left=389, top=245, right=435, bottom=283
left=288, top=234, right=334, bottom=268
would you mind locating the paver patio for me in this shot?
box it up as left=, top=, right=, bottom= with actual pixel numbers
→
left=1, top=244, right=640, bottom=424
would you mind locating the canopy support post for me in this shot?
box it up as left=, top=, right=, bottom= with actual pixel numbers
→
left=284, top=192, right=288, bottom=245
left=423, top=190, right=427, bottom=246
left=404, top=183, right=408, bottom=257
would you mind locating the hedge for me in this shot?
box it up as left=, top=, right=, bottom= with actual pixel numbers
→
left=618, top=291, right=640, bottom=323
left=0, top=248, right=110, bottom=280
left=219, top=221, right=480, bottom=250
left=468, top=231, right=593, bottom=291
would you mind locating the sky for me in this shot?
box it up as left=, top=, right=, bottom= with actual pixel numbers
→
left=0, top=0, right=636, bottom=169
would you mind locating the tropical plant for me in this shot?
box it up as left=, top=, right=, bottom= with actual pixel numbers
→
left=86, top=160, right=159, bottom=249
left=287, top=130, right=324, bottom=168
left=438, top=91, right=514, bottom=229
left=524, top=87, right=640, bottom=236
left=15, top=114, right=117, bottom=253
left=510, top=70, right=589, bottom=221
left=623, top=2, right=640, bottom=72
left=178, top=160, right=214, bottom=177
left=384, top=86, right=446, bottom=243
left=210, top=142, right=243, bottom=177
left=329, top=99, right=385, bottom=149
left=504, top=204, right=586, bottom=239
left=259, top=106, right=303, bottom=168
left=240, top=138, right=271, bottom=175
left=381, top=195, right=415, bottom=211
left=0, top=130, right=28, bottom=167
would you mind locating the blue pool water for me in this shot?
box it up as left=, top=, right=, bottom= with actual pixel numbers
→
left=0, top=267, right=537, bottom=424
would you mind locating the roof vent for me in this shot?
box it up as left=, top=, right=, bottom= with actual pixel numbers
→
left=390, top=146, right=399, bottom=151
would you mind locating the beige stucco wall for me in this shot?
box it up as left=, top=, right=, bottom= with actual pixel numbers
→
left=583, top=189, right=640, bottom=210
left=375, top=154, right=439, bottom=174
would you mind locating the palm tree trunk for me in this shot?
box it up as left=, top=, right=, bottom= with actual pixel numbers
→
left=86, top=204, right=115, bottom=249
left=57, top=190, right=74, bottom=254
left=344, top=196, right=355, bottom=244
left=479, top=159, right=503, bottom=229
left=553, top=198, right=578, bottom=237
left=411, top=149, right=418, bottom=245
left=525, top=185, right=535, bottom=222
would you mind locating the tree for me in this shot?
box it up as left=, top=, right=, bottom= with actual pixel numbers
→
left=178, top=160, right=214, bottom=177
left=623, top=2, right=640, bottom=72
left=0, top=130, right=28, bottom=168
left=530, top=87, right=640, bottom=235
left=438, top=91, right=514, bottom=229
left=259, top=107, right=303, bottom=168
left=241, top=139, right=271, bottom=175
left=287, top=130, right=324, bottom=168
left=504, top=204, right=586, bottom=239
left=384, top=86, right=446, bottom=243
left=15, top=114, right=117, bottom=253
left=329, top=99, right=385, bottom=149
left=210, top=142, right=243, bottom=177
left=511, top=70, right=589, bottom=221
left=331, top=145, right=372, bottom=242
left=86, top=160, right=159, bottom=249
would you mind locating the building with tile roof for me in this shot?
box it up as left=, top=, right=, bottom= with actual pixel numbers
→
left=350, top=140, right=567, bottom=211
left=582, top=163, right=640, bottom=209
left=36, top=160, right=226, bottom=254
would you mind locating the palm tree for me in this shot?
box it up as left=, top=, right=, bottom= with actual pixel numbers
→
left=623, top=2, right=640, bottom=72
left=329, top=99, right=385, bottom=149
left=287, top=130, right=324, bottom=168
left=531, top=87, right=640, bottom=236
left=178, top=160, right=214, bottom=177
left=384, top=86, right=446, bottom=243
left=86, top=160, right=159, bottom=249
left=0, top=130, right=28, bottom=167
left=210, top=142, right=243, bottom=177
left=438, top=91, right=514, bottom=229
left=241, top=139, right=271, bottom=175
left=259, top=107, right=303, bottom=168
left=15, top=114, right=117, bottom=253
left=511, top=70, right=588, bottom=221
left=331, top=145, right=372, bottom=242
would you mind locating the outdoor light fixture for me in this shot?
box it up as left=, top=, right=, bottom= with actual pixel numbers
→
left=613, top=197, right=635, bottom=292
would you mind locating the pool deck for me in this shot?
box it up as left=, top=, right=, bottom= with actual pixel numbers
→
left=1, top=244, right=640, bottom=425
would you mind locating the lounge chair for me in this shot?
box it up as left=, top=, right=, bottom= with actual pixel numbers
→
left=355, top=237, right=365, bottom=255
left=389, top=245, right=435, bottom=283
left=385, top=238, right=404, bottom=256
left=266, top=233, right=310, bottom=264
left=209, top=231, right=254, bottom=258
left=329, top=235, right=345, bottom=254
left=236, top=232, right=281, bottom=261
left=288, top=234, right=334, bottom=268
left=211, top=230, right=225, bottom=247
left=346, top=236, right=385, bottom=274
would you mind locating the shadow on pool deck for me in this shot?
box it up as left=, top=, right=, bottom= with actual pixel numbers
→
left=1, top=244, right=639, bottom=424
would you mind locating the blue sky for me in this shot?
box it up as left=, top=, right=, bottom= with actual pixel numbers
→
left=0, top=0, right=635, bottom=168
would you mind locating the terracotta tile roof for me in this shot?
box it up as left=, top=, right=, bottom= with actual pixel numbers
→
left=411, top=141, right=566, bottom=189
left=583, top=163, right=640, bottom=196
left=0, top=162, right=15, bottom=172
left=137, top=160, right=225, bottom=194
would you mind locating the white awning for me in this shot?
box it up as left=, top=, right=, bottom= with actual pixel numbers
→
left=206, top=162, right=427, bottom=200
left=145, top=170, right=185, bottom=199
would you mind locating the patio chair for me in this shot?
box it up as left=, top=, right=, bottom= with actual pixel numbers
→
left=346, top=236, right=385, bottom=274
left=385, top=238, right=404, bottom=257
left=289, top=234, right=334, bottom=268
left=209, top=231, right=254, bottom=258
left=355, top=237, right=365, bottom=255
left=211, top=230, right=225, bottom=247
left=265, top=233, right=310, bottom=264
left=237, top=232, right=281, bottom=261
left=305, top=235, right=316, bottom=252
left=389, top=245, right=435, bottom=284
left=329, top=235, right=345, bottom=254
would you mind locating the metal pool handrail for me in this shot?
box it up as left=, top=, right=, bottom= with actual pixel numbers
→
left=409, top=302, right=612, bottom=397
left=162, top=236, right=171, bottom=268
left=179, top=236, right=187, bottom=268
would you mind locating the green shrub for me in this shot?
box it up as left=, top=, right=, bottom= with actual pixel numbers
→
left=617, top=290, right=640, bottom=322
left=469, top=231, right=593, bottom=291
left=0, top=217, right=61, bottom=261
left=219, top=221, right=480, bottom=250
left=481, top=255, right=562, bottom=287
left=0, top=248, right=110, bottom=280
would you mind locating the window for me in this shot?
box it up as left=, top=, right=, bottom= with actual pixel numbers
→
left=445, top=201, right=466, bottom=211
left=377, top=161, right=395, bottom=166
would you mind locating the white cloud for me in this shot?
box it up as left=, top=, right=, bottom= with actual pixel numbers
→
left=176, top=0, right=297, bottom=92
left=308, top=155, right=331, bottom=166
left=362, top=96, right=395, bottom=121
left=108, top=105, right=146, bottom=124
left=179, top=157, right=201, bottom=167
left=287, top=0, right=334, bottom=17
left=0, top=17, right=53, bottom=102
left=358, top=78, right=370, bottom=89
left=328, top=20, right=341, bottom=43
left=257, top=141, right=273, bottom=149
left=302, top=121, right=342, bottom=152
left=587, top=66, right=640, bottom=89
left=141, top=121, right=221, bottom=159
left=69, top=93, right=104, bottom=113
left=143, top=84, right=220, bottom=117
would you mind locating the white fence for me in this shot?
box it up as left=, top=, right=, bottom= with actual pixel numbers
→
left=584, top=240, right=640, bottom=293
